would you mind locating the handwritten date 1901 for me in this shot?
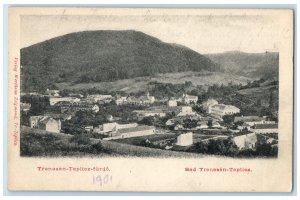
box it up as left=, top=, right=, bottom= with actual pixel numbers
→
left=92, top=174, right=112, bottom=186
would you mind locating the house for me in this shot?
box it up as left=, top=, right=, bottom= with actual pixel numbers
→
left=167, top=99, right=177, bottom=107
left=29, top=116, right=61, bottom=133
left=132, top=109, right=166, bottom=120
left=86, top=94, right=113, bottom=103
left=102, top=125, right=156, bottom=140
left=232, top=133, right=257, bottom=150
left=180, top=94, right=198, bottom=104
left=202, top=98, right=218, bottom=111
left=115, top=96, right=127, bottom=105
left=60, top=103, right=99, bottom=113
left=209, top=104, right=240, bottom=116
left=45, top=89, right=60, bottom=97
left=49, top=97, right=80, bottom=106
left=176, top=132, right=193, bottom=146
left=176, top=106, right=197, bottom=117
left=252, top=124, right=278, bottom=134
left=20, top=103, right=31, bottom=112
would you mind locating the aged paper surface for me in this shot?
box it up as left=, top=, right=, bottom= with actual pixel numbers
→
left=8, top=8, right=293, bottom=192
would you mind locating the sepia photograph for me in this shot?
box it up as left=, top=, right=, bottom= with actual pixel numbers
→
left=7, top=8, right=294, bottom=192
left=19, top=13, right=279, bottom=158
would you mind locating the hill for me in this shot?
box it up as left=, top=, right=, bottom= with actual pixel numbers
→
left=20, top=30, right=220, bottom=92
left=205, top=51, right=279, bottom=80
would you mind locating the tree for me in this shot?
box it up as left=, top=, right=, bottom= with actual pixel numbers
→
left=207, top=119, right=213, bottom=128
left=222, top=115, right=235, bottom=124
left=70, top=134, right=91, bottom=146
left=183, top=119, right=198, bottom=129
left=194, top=141, right=208, bottom=153
left=139, top=116, right=155, bottom=126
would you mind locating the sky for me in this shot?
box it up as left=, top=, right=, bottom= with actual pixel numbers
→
left=20, top=13, right=281, bottom=54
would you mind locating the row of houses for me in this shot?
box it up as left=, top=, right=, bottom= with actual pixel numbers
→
left=115, top=92, right=198, bottom=106
left=60, top=103, right=100, bottom=113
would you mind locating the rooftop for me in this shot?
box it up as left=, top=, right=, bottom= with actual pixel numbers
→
left=117, top=125, right=155, bottom=134
left=39, top=117, right=59, bottom=125
left=234, top=116, right=264, bottom=123
left=212, top=104, right=239, bottom=110
left=253, top=124, right=278, bottom=129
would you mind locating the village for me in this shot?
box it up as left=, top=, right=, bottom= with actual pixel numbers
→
left=20, top=88, right=279, bottom=156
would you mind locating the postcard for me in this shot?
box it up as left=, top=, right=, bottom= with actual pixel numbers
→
left=8, top=7, right=294, bottom=192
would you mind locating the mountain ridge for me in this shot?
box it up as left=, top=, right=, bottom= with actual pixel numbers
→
left=205, top=51, right=279, bottom=80
left=21, top=30, right=220, bottom=92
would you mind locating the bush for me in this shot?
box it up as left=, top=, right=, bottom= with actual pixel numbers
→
left=20, top=132, right=108, bottom=156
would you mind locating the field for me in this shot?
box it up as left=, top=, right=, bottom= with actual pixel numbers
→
left=56, top=71, right=252, bottom=93
left=20, top=126, right=208, bottom=158
left=237, top=85, right=278, bottom=97
left=113, top=133, right=178, bottom=146
left=100, top=140, right=205, bottom=158
left=20, top=126, right=115, bottom=157
left=113, top=132, right=224, bottom=147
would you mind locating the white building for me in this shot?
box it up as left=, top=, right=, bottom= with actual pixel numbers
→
left=232, top=133, right=257, bottom=150
left=49, top=97, right=80, bottom=106
left=176, top=132, right=193, bottom=146
left=209, top=104, right=240, bottom=116
left=167, top=99, right=177, bottom=107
